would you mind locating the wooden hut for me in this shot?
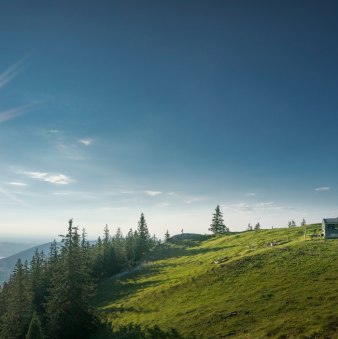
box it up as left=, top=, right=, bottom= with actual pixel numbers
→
left=322, top=218, right=338, bottom=239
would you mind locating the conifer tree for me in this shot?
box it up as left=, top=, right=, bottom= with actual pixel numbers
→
left=126, top=228, right=136, bottom=263
left=45, top=219, right=94, bottom=338
left=102, top=225, right=118, bottom=276
left=26, top=312, right=44, bottom=339
left=30, top=250, right=48, bottom=318
left=165, top=230, right=170, bottom=242
left=301, top=218, right=306, bottom=226
left=0, top=259, right=32, bottom=338
left=209, top=205, right=229, bottom=234
left=254, top=222, right=261, bottom=231
left=135, top=213, right=150, bottom=259
left=113, top=227, right=127, bottom=267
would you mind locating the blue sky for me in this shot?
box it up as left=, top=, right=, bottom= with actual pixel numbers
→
left=0, top=1, right=337, bottom=239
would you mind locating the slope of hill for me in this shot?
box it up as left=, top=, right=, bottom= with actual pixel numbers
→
left=0, top=241, right=40, bottom=259
left=0, top=242, right=52, bottom=285
left=92, top=224, right=338, bottom=338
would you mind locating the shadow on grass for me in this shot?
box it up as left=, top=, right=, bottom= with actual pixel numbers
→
left=94, top=263, right=167, bottom=306
left=94, top=322, right=194, bottom=339
left=147, top=243, right=236, bottom=262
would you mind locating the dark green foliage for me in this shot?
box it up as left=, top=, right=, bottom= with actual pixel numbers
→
left=26, top=312, right=44, bottom=339
left=113, top=228, right=127, bottom=267
left=45, top=219, right=94, bottom=339
left=254, top=222, right=261, bottom=231
left=0, top=218, right=157, bottom=339
left=30, top=250, right=48, bottom=317
left=0, top=259, right=32, bottom=338
left=165, top=230, right=170, bottom=243
left=288, top=220, right=296, bottom=228
left=209, top=205, right=229, bottom=234
left=135, top=213, right=151, bottom=259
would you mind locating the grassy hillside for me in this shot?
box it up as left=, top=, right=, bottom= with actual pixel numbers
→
left=92, top=224, right=338, bottom=338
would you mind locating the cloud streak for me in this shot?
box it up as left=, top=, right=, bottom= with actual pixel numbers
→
left=6, top=182, right=27, bottom=187
left=0, top=186, right=28, bottom=207
left=0, top=103, right=34, bottom=123
left=0, top=58, right=28, bottom=89
left=314, top=186, right=330, bottom=191
left=24, top=171, right=73, bottom=185
left=144, top=190, right=162, bottom=197
left=78, top=139, right=93, bottom=146
left=222, top=201, right=293, bottom=212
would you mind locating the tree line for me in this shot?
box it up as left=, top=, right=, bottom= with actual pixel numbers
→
left=0, top=213, right=157, bottom=339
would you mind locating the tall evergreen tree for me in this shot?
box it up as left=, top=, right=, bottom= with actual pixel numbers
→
left=45, top=219, right=94, bottom=339
left=164, top=230, right=170, bottom=242
left=30, top=250, right=48, bottom=318
left=26, top=312, right=44, bottom=339
left=113, top=227, right=127, bottom=267
left=125, top=228, right=136, bottom=263
left=135, top=213, right=150, bottom=259
left=254, top=222, right=261, bottom=231
left=0, top=259, right=32, bottom=338
left=209, top=205, right=229, bottom=234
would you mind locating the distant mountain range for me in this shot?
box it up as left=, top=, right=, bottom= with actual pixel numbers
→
left=0, top=241, right=41, bottom=258
left=0, top=239, right=97, bottom=285
left=0, top=242, right=52, bottom=285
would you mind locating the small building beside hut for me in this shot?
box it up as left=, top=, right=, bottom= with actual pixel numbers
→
left=322, top=218, right=338, bottom=239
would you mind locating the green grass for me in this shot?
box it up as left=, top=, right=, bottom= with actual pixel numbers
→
left=92, top=225, right=338, bottom=338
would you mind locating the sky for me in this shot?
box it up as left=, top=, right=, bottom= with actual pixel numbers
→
left=0, top=0, right=337, bottom=240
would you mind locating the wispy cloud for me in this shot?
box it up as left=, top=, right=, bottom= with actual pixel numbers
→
left=0, top=103, right=34, bottom=123
left=184, top=196, right=206, bottom=204
left=314, top=186, right=330, bottom=191
left=6, top=182, right=27, bottom=187
left=222, top=201, right=292, bottom=212
left=0, top=186, right=28, bottom=207
left=0, top=57, right=28, bottom=89
left=120, top=190, right=137, bottom=195
left=24, top=171, right=73, bottom=185
left=78, top=139, right=93, bottom=146
left=245, top=192, right=256, bottom=197
left=144, top=190, right=162, bottom=197
left=156, top=202, right=170, bottom=208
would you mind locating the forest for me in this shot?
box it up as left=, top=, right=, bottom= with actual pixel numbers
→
left=0, top=213, right=157, bottom=339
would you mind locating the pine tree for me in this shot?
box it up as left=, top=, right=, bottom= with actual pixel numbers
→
left=113, top=227, right=127, bottom=267
left=126, top=228, right=136, bottom=263
left=301, top=218, right=306, bottom=226
left=30, top=250, right=48, bottom=318
left=247, top=223, right=253, bottom=231
left=165, top=230, right=170, bottom=242
left=0, top=259, right=32, bottom=338
left=102, top=225, right=118, bottom=276
left=209, top=205, right=229, bottom=234
left=135, top=213, right=150, bottom=259
left=254, top=222, right=261, bottom=231
left=45, top=219, right=94, bottom=338
left=26, top=312, right=44, bottom=339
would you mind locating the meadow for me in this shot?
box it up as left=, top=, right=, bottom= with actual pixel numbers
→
left=92, top=224, right=338, bottom=338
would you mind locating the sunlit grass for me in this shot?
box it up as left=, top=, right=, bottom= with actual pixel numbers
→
left=92, top=224, right=338, bottom=338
